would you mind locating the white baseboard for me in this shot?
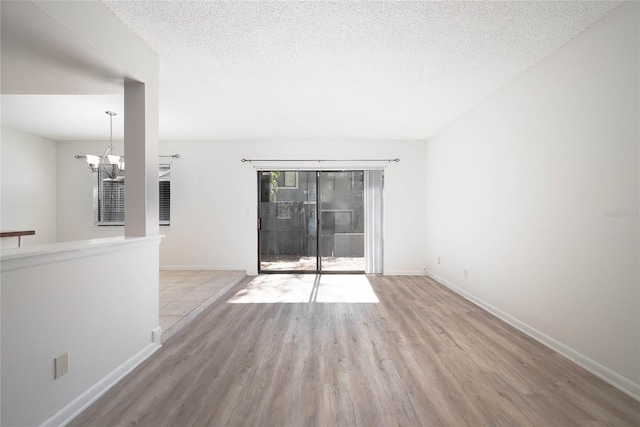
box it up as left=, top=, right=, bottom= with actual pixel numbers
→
left=160, top=265, right=247, bottom=271
left=43, top=342, right=162, bottom=427
left=152, top=326, right=163, bottom=344
left=426, top=271, right=640, bottom=402
left=161, top=266, right=430, bottom=277
left=384, top=270, right=428, bottom=276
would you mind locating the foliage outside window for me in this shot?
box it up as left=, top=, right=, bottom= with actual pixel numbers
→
left=260, top=171, right=299, bottom=203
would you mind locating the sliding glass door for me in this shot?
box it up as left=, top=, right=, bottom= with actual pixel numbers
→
left=258, top=170, right=366, bottom=273
left=259, top=171, right=317, bottom=271
left=319, top=171, right=365, bottom=271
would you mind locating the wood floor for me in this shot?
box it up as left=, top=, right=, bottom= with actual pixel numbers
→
left=70, top=275, right=640, bottom=426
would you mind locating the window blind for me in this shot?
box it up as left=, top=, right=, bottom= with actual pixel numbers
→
left=159, top=164, right=171, bottom=225
left=93, top=164, right=170, bottom=226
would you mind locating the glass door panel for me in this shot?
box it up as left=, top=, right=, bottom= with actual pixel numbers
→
left=259, top=171, right=317, bottom=272
left=319, top=171, right=365, bottom=272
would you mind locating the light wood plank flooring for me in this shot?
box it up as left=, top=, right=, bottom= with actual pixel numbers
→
left=71, top=275, right=640, bottom=426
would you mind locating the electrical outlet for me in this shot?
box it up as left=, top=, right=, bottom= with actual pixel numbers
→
left=438, top=257, right=441, bottom=264
left=422, top=266, right=427, bottom=271
left=55, top=352, right=69, bottom=379
left=464, top=269, right=468, bottom=278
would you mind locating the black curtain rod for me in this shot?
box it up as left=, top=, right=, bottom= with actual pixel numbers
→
left=241, top=158, right=399, bottom=163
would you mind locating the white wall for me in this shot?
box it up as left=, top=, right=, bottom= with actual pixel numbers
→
left=1, top=237, right=161, bottom=426
left=1, top=127, right=57, bottom=247
left=57, top=139, right=427, bottom=275
left=426, top=1, right=639, bottom=398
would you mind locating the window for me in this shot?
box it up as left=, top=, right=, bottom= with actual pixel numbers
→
left=93, top=164, right=171, bottom=226
left=159, top=166, right=171, bottom=225
left=275, top=171, right=298, bottom=189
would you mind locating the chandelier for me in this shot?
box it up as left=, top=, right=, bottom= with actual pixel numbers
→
left=85, top=111, right=124, bottom=179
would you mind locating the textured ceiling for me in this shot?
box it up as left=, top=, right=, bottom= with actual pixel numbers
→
left=1, top=94, right=124, bottom=140
left=1, top=0, right=623, bottom=141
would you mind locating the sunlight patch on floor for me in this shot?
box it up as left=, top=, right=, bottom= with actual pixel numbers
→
left=314, top=275, right=379, bottom=303
left=228, top=274, right=379, bottom=304
left=228, top=275, right=315, bottom=303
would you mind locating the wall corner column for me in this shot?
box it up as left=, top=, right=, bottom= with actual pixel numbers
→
left=124, top=79, right=159, bottom=237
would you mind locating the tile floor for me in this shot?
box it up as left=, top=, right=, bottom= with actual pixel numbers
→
left=159, top=270, right=246, bottom=342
